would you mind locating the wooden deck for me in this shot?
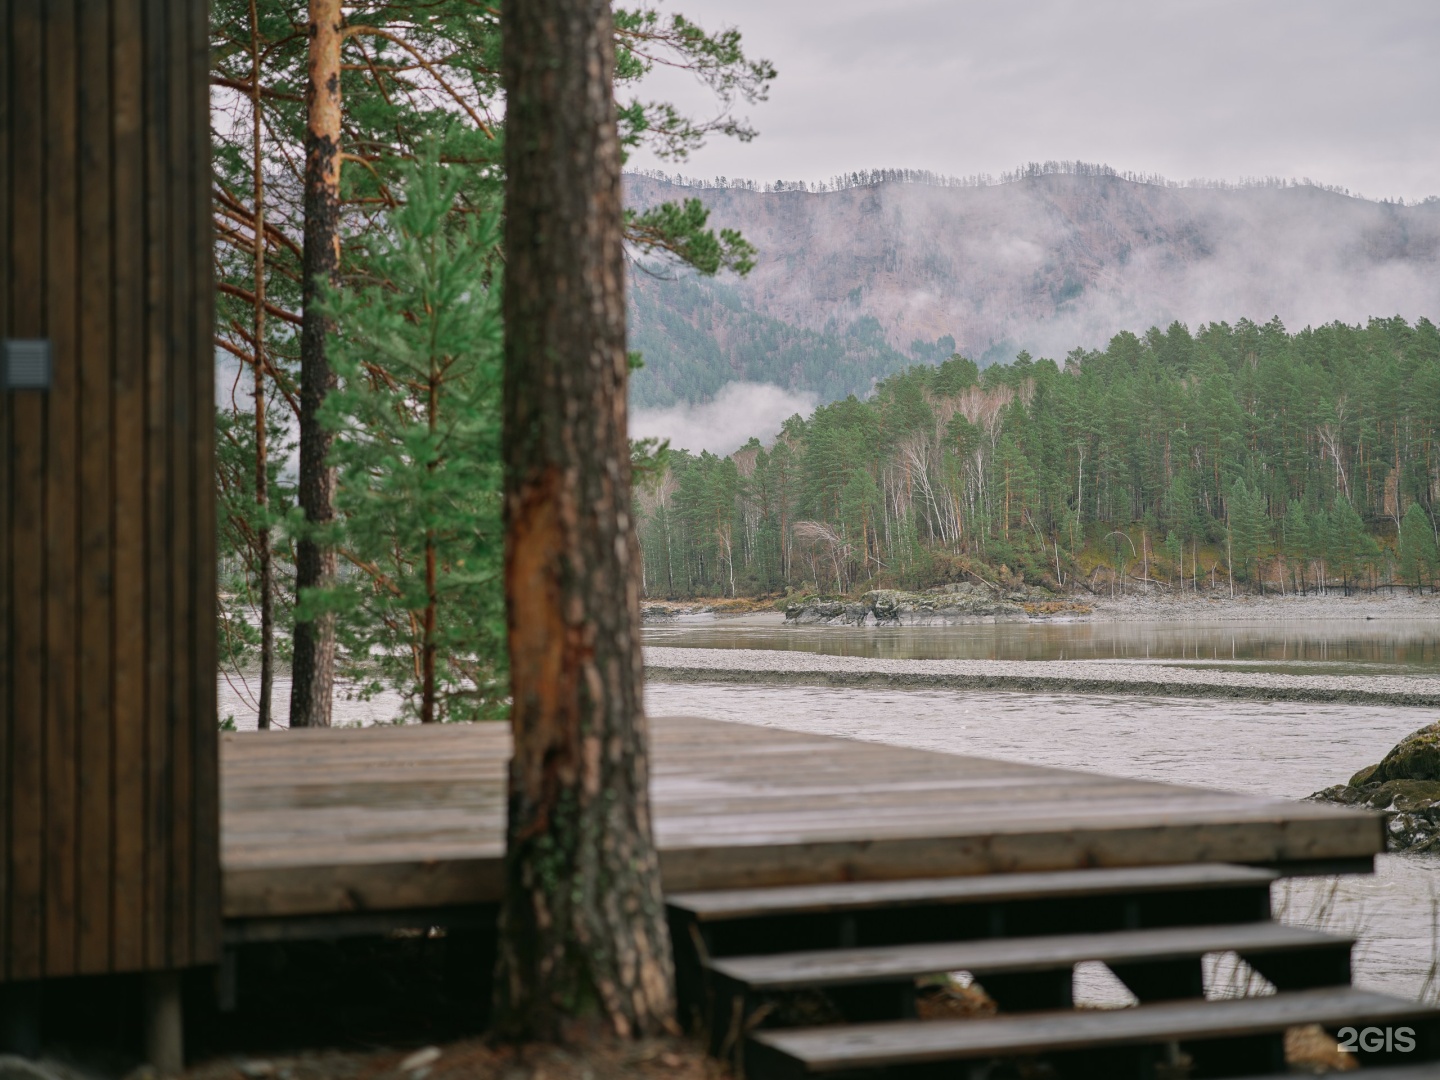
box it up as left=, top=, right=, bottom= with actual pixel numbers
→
left=220, top=716, right=1383, bottom=923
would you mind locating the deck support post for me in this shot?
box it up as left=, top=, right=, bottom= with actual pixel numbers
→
left=143, top=971, right=184, bottom=1073
left=216, top=949, right=239, bottom=1013
left=0, top=982, right=42, bottom=1056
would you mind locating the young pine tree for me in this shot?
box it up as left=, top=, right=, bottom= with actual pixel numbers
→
left=1282, top=498, right=1309, bottom=593
left=1163, top=530, right=1183, bottom=586
left=1226, top=477, right=1266, bottom=586
left=1327, top=498, right=1372, bottom=595
left=310, top=158, right=506, bottom=723
left=1398, top=503, right=1438, bottom=592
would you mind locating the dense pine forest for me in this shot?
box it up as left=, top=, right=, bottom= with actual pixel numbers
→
left=636, top=317, right=1440, bottom=599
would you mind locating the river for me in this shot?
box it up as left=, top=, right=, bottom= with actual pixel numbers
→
left=643, top=614, right=1440, bottom=1005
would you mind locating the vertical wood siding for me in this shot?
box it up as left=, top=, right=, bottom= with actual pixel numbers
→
left=0, top=0, right=218, bottom=981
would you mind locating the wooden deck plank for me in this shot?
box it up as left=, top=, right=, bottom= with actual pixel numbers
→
left=6, top=0, right=49, bottom=981
left=42, top=0, right=80, bottom=979
left=109, top=0, right=148, bottom=974
left=141, top=0, right=173, bottom=967
left=221, top=717, right=1383, bottom=919
left=76, top=0, right=116, bottom=972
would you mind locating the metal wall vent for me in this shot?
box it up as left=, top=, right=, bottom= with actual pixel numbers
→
left=3, top=339, right=53, bottom=391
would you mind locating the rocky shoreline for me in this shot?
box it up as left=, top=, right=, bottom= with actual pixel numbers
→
left=643, top=587, right=1437, bottom=626
left=1086, top=589, right=1439, bottom=623
left=784, top=584, right=1036, bottom=625
left=1310, top=723, right=1440, bottom=854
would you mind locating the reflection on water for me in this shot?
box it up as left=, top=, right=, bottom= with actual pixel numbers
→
left=645, top=679, right=1440, bottom=1002
left=644, top=615, right=1440, bottom=675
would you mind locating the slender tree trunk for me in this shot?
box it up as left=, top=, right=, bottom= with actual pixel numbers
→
left=250, top=0, right=274, bottom=730
left=421, top=375, right=439, bottom=723
left=421, top=535, right=436, bottom=722
left=1226, top=522, right=1234, bottom=597
left=290, top=0, right=343, bottom=728
left=494, top=0, right=674, bottom=1040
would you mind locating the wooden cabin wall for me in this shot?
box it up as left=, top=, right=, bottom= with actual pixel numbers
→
left=0, top=0, right=218, bottom=980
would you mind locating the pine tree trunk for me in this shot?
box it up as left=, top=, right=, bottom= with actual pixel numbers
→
left=250, top=0, right=274, bottom=731
left=494, top=0, right=674, bottom=1041
left=290, top=0, right=343, bottom=728
left=422, top=375, right=439, bottom=724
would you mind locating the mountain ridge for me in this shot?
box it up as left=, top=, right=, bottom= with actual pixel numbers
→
left=624, top=170, right=1440, bottom=409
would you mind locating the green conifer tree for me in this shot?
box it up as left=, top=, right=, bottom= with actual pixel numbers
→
left=1226, top=477, right=1265, bottom=585
left=309, top=158, right=507, bottom=723
left=1327, top=497, right=1371, bottom=595
left=1282, top=498, right=1309, bottom=593
left=1398, top=503, right=1438, bottom=591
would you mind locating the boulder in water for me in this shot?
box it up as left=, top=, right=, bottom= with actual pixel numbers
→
left=1374, top=722, right=1440, bottom=783
left=1311, top=720, right=1440, bottom=853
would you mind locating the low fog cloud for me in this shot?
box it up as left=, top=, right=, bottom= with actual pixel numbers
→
left=630, top=381, right=816, bottom=455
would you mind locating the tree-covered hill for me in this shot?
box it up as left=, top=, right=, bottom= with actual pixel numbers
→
left=636, top=316, right=1440, bottom=599
left=628, top=266, right=954, bottom=408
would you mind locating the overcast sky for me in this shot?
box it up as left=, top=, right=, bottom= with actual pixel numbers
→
left=626, top=0, right=1440, bottom=202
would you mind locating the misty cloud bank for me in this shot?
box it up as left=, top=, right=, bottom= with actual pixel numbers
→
left=629, top=381, right=816, bottom=455
left=625, top=171, right=1440, bottom=383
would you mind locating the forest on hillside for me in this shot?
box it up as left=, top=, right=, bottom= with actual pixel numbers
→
left=628, top=265, right=957, bottom=407
left=636, top=317, right=1440, bottom=599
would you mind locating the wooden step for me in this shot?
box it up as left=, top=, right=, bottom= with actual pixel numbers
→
left=712, top=921, right=1350, bottom=992
left=707, top=922, right=1353, bottom=1041
left=1228, top=1067, right=1440, bottom=1080
left=746, top=987, right=1440, bottom=1078
left=671, top=863, right=1278, bottom=922
left=671, top=864, right=1278, bottom=1031
left=670, top=863, right=1277, bottom=965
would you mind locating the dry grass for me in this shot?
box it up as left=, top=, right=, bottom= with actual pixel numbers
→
left=1283, top=1024, right=1359, bottom=1074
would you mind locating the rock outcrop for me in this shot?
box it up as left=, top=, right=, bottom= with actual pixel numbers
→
left=785, top=584, right=1026, bottom=626
left=1310, top=721, right=1440, bottom=853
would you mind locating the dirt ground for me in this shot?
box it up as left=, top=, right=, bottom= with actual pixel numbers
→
left=162, top=984, right=1356, bottom=1080
left=182, top=1037, right=728, bottom=1080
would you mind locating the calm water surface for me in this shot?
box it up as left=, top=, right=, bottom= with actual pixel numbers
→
left=645, top=615, right=1440, bottom=676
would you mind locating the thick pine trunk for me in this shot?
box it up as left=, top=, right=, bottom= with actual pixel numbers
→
left=290, top=0, right=343, bottom=728
left=494, top=0, right=675, bottom=1040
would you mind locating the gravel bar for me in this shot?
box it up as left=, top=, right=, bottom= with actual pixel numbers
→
left=644, top=647, right=1440, bottom=706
